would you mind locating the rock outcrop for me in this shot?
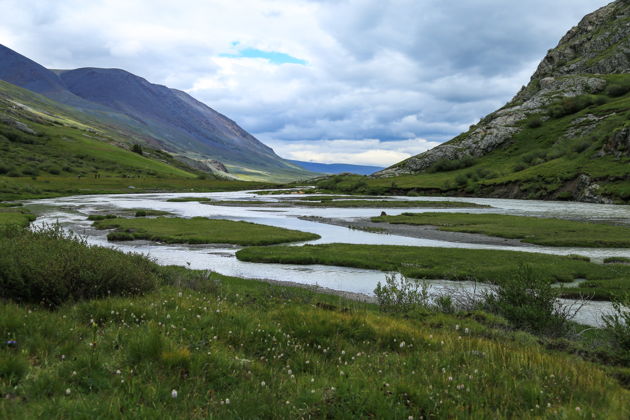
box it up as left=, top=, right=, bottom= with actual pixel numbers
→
left=376, top=0, right=630, bottom=178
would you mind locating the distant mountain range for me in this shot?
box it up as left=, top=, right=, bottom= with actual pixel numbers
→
left=0, top=44, right=312, bottom=182
left=288, top=160, right=383, bottom=175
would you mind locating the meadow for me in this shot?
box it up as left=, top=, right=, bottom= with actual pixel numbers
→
left=0, top=229, right=628, bottom=418
left=372, top=212, right=630, bottom=247
left=93, top=216, right=321, bottom=245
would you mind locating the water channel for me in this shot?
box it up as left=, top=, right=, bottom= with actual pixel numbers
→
left=25, top=190, right=630, bottom=327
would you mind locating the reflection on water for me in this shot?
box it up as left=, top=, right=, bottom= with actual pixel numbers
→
left=28, top=190, right=630, bottom=327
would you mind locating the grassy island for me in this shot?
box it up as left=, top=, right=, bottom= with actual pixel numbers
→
left=372, top=212, right=630, bottom=248
left=93, top=216, right=320, bottom=246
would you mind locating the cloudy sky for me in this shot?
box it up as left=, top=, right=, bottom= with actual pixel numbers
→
left=0, top=0, right=611, bottom=166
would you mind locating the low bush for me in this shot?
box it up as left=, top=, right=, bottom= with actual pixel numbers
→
left=483, top=265, right=572, bottom=335
left=601, top=294, right=630, bottom=364
left=548, top=95, right=597, bottom=118
left=87, top=214, right=117, bottom=221
left=0, top=225, right=158, bottom=307
left=605, top=83, right=630, bottom=98
left=427, top=156, right=475, bottom=173
left=374, top=273, right=429, bottom=313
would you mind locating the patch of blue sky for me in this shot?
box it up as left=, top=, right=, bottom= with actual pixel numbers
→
left=221, top=46, right=306, bottom=65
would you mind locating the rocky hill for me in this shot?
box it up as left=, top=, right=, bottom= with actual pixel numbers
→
left=375, top=0, right=630, bottom=203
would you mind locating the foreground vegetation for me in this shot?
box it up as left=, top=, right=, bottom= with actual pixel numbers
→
left=93, top=216, right=321, bottom=246
left=0, top=227, right=628, bottom=418
left=236, top=244, right=630, bottom=300
left=373, top=212, right=630, bottom=247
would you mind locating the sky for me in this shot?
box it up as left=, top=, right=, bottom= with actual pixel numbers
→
left=0, top=0, right=612, bottom=166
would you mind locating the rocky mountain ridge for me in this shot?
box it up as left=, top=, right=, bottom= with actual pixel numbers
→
left=377, top=0, right=630, bottom=178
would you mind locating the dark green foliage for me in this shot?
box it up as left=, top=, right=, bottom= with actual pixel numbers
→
left=0, top=225, right=158, bottom=307
left=131, top=144, right=143, bottom=155
left=134, top=210, right=147, bottom=217
left=603, top=257, right=630, bottom=264
left=601, top=295, right=630, bottom=364
left=605, top=83, right=630, bottom=98
left=548, top=95, right=600, bottom=118
left=484, top=265, right=567, bottom=335
left=427, top=156, right=475, bottom=173
left=526, top=117, right=543, bottom=128
left=87, top=214, right=117, bottom=221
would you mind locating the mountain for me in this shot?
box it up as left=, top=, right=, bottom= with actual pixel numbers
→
left=0, top=45, right=313, bottom=182
left=374, top=0, right=630, bottom=203
left=287, top=160, right=383, bottom=175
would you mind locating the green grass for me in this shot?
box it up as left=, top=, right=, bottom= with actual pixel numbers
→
left=302, top=200, right=490, bottom=208
left=0, top=209, right=35, bottom=227
left=236, top=244, right=630, bottom=299
left=1, top=272, right=629, bottom=418
left=93, top=216, right=321, bottom=246
left=372, top=212, right=630, bottom=247
left=1, top=224, right=629, bottom=417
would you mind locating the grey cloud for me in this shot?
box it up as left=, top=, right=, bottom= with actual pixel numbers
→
left=0, top=0, right=612, bottom=165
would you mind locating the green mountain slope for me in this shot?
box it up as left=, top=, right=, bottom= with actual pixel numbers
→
left=367, top=0, right=630, bottom=203
left=0, top=81, right=266, bottom=200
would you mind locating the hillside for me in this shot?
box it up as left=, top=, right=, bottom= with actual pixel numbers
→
left=0, top=45, right=313, bottom=182
left=0, top=81, right=267, bottom=200
left=369, top=0, right=630, bottom=203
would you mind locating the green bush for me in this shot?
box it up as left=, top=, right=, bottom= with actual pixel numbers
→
left=0, top=225, right=158, bottom=307
left=427, top=156, right=475, bottom=173
left=602, top=294, right=630, bottom=364
left=526, top=117, right=543, bottom=128
left=605, top=83, right=630, bottom=98
left=484, top=265, right=568, bottom=335
left=87, top=214, right=117, bottom=221
left=374, top=273, right=429, bottom=313
left=548, top=95, right=597, bottom=118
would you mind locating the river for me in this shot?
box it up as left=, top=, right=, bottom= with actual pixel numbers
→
left=25, top=190, right=630, bottom=327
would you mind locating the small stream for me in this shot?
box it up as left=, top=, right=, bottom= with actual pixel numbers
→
left=26, top=190, right=630, bottom=327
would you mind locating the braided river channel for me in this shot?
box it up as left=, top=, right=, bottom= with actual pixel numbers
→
left=25, top=190, right=630, bottom=327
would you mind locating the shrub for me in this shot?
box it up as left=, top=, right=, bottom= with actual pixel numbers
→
left=601, top=294, right=630, bottom=363
left=484, top=265, right=570, bottom=335
left=131, top=144, right=143, bottom=155
left=548, top=95, right=596, bottom=118
left=605, top=83, right=630, bottom=98
left=107, top=231, right=135, bottom=241
left=0, top=225, right=158, bottom=307
left=427, top=156, right=475, bottom=173
left=134, top=210, right=147, bottom=217
left=572, top=140, right=591, bottom=153
left=87, top=214, right=117, bottom=221
left=526, top=117, right=543, bottom=128
left=374, top=273, right=430, bottom=313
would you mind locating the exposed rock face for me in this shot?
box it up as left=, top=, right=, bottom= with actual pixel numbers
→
left=376, top=0, right=630, bottom=178
left=600, top=127, right=630, bottom=157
